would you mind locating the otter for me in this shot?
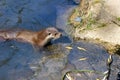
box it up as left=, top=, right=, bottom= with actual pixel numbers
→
left=0, top=27, right=62, bottom=47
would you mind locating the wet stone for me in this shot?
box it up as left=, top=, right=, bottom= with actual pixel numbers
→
left=67, top=41, right=109, bottom=80
left=0, top=40, right=112, bottom=80
left=109, top=54, right=120, bottom=80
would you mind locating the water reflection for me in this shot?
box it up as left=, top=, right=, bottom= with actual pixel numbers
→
left=0, top=0, right=77, bottom=80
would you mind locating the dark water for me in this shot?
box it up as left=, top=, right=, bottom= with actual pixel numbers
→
left=0, top=0, right=119, bottom=80
left=0, top=0, right=77, bottom=30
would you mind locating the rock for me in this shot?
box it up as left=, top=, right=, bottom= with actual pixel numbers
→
left=109, top=54, right=120, bottom=80
left=71, top=0, right=120, bottom=54
left=66, top=42, right=109, bottom=80
left=104, top=0, right=120, bottom=17
left=75, top=24, right=120, bottom=45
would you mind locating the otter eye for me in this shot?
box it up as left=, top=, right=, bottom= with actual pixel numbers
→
left=55, top=33, right=57, bottom=36
left=48, top=33, right=51, bottom=35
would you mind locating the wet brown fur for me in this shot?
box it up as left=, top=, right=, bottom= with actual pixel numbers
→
left=0, top=27, right=62, bottom=47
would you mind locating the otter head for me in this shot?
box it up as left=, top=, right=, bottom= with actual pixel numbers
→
left=45, top=27, right=62, bottom=40
left=36, top=27, right=62, bottom=47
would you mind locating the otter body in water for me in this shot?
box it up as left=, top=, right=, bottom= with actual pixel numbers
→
left=0, top=27, right=62, bottom=47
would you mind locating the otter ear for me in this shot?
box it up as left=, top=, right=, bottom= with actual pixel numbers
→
left=45, top=28, right=49, bottom=33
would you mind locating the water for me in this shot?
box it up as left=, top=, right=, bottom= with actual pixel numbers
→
left=0, top=0, right=116, bottom=80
